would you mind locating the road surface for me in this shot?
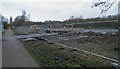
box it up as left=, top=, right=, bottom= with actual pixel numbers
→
left=2, top=29, right=38, bottom=67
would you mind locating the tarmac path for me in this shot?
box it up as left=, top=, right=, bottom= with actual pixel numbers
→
left=2, top=29, right=38, bottom=67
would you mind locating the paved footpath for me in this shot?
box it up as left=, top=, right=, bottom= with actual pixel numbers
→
left=2, top=29, right=38, bottom=67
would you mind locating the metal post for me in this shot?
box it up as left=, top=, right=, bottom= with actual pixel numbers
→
left=71, top=24, right=73, bottom=47
left=0, top=14, right=2, bottom=69
left=50, top=24, right=52, bottom=34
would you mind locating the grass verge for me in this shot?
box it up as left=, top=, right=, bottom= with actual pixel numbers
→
left=23, top=39, right=114, bottom=67
left=13, top=29, right=29, bottom=35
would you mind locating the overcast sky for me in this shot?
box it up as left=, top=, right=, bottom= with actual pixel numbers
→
left=0, top=0, right=118, bottom=22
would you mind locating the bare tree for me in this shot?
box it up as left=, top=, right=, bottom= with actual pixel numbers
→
left=15, top=10, right=30, bottom=22
left=22, top=10, right=26, bottom=17
left=91, top=0, right=117, bottom=13
left=26, top=14, right=31, bottom=21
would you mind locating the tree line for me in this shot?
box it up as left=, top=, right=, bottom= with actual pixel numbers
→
left=63, top=15, right=117, bottom=24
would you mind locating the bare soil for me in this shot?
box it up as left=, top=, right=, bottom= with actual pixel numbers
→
left=44, top=31, right=118, bottom=60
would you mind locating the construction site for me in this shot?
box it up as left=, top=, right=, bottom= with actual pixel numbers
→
left=12, top=21, right=119, bottom=67
left=1, top=0, right=119, bottom=68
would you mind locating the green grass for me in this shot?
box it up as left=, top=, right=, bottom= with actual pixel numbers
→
left=13, top=29, right=29, bottom=35
left=23, top=40, right=114, bottom=67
